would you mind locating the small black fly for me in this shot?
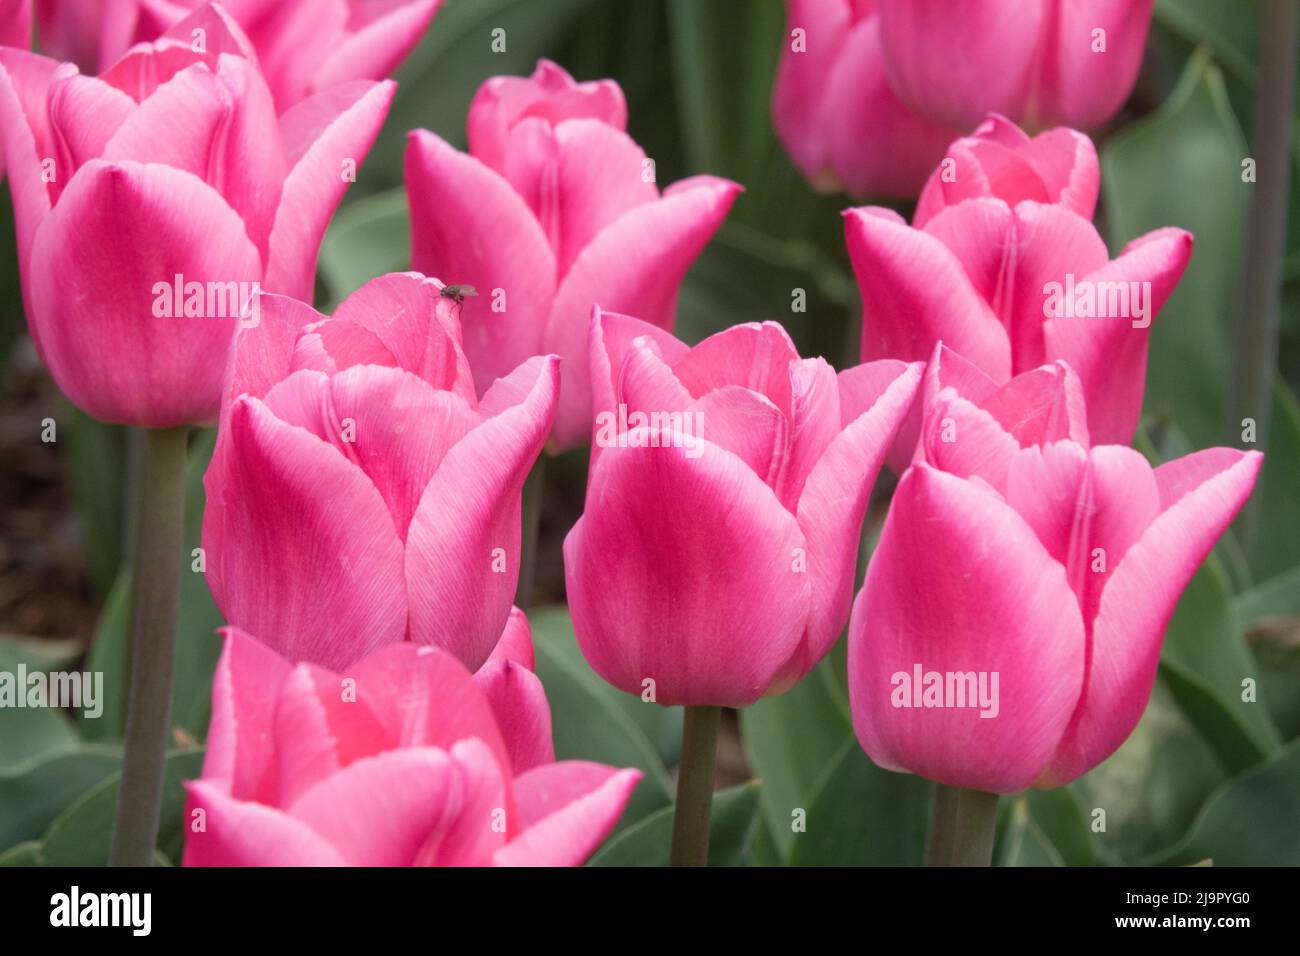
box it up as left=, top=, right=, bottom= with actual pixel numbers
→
left=440, top=284, right=479, bottom=305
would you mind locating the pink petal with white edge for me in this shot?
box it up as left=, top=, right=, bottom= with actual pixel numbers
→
left=405, top=129, right=557, bottom=392
left=183, top=781, right=346, bottom=867
left=311, top=0, right=440, bottom=98
left=545, top=175, right=741, bottom=449
left=849, top=465, right=1085, bottom=793
left=1042, top=449, right=1263, bottom=786
left=405, top=356, right=559, bottom=670
left=672, top=321, right=799, bottom=413
left=265, top=80, right=394, bottom=300
left=222, top=292, right=324, bottom=417
left=495, top=764, right=642, bottom=866
left=565, top=438, right=810, bottom=707
left=473, top=659, right=555, bottom=773
left=485, top=606, right=536, bottom=671
left=202, top=396, right=407, bottom=669
left=846, top=206, right=1009, bottom=380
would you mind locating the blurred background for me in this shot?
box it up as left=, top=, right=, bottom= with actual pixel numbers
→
left=1, top=0, right=1297, bottom=866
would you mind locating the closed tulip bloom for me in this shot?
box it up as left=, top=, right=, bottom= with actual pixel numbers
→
left=203, top=272, right=560, bottom=672
left=0, top=4, right=393, bottom=426
left=878, top=0, right=1155, bottom=132
left=772, top=0, right=959, bottom=197
left=33, top=0, right=438, bottom=109
left=184, top=628, right=642, bottom=866
left=912, top=113, right=1099, bottom=228
left=564, top=309, right=922, bottom=708
left=846, top=117, right=1192, bottom=446
left=406, top=60, right=742, bottom=450
left=848, top=345, right=1262, bottom=793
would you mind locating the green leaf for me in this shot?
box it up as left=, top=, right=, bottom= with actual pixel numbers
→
left=998, top=797, right=1066, bottom=867
left=80, top=571, right=132, bottom=740
left=0, top=635, right=85, bottom=769
left=788, top=737, right=932, bottom=866
left=0, top=746, right=121, bottom=850
left=1251, top=382, right=1300, bottom=579
left=319, top=189, right=409, bottom=307
left=60, top=406, right=127, bottom=598
left=1236, top=565, right=1300, bottom=629
left=1020, top=788, right=1100, bottom=867
left=587, top=780, right=762, bottom=867
left=1101, top=48, right=1247, bottom=448
left=0, top=842, right=41, bottom=866
left=1149, top=739, right=1300, bottom=865
left=36, top=749, right=204, bottom=866
left=528, top=605, right=677, bottom=828
left=1243, top=618, right=1300, bottom=740
left=739, top=656, right=853, bottom=862
left=1160, top=558, right=1283, bottom=767
left=1074, top=675, right=1228, bottom=864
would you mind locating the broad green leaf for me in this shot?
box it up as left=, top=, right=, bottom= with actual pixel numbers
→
left=1074, top=675, right=1228, bottom=864
left=0, top=842, right=40, bottom=866
left=1236, top=565, right=1300, bottom=628
left=998, top=798, right=1066, bottom=867
left=37, top=749, right=204, bottom=867
left=740, top=656, right=852, bottom=862
left=1102, top=48, right=1247, bottom=448
left=1149, top=739, right=1300, bottom=865
left=1251, top=382, right=1300, bottom=578
left=0, top=635, right=84, bottom=769
left=788, top=737, right=932, bottom=867
left=1244, top=618, right=1300, bottom=740
left=587, top=780, right=762, bottom=867
left=81, top=571, right=132, bottom=739
left=528, top=605, right=676, bottom=828
left=1021, top=788, right=1100, bottom=867
left=1161, top=559, right=1283, bottom=765
left=0, top=746, right=121, bottom=850
left=61, top=406, right=127, bottom=598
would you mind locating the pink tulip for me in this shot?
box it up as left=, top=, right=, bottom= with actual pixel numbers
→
left=33, top=0, right=438, bottom=109
left=912, top=113, right=1099, bottom=228
left=846, top=115, right=1192, bottom=447
left=771, top=0, right=959, bottom=197
left=203, top=272, right=559, bottom=673
left=0, top=4, right=392, bottom=426
left=406, top=60, right=742, bottom=451
left=564, top=309, right=921, bottom=708
left=184, top=628, right=642, bottom=866
left=878, top=0, right=1155, bottom=132
left=0, top=0, right=29, bottom=48
left=848, top=345, right=1262, bottom=793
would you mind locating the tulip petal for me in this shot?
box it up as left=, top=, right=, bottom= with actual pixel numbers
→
left=846, top=206, right=1009, bottom=379
left=0, top=49, right=59, bottom=301
left=495, top=764, right=642, bottom=866
left=223, top=291, right=323, bottom=416
left=671, top=321, right=799, bottom=412
left=791, top=360, right=920, bottom=681
left=1043, top=227, right=1193, bottom=445
left=405, top=129, right=558, bottom=391
left=1044, top=449, right=1261, bottom=785
left=183, top=781, right=346, bottom=866
left=473, top=659, right=555, bottom=773
left=565, top=438, right=810, bottom=707
left=849, top=464, right=1085, bottom=793
left=202, top=395, right=407, bottom=669
left=1045, top=0, right=1154, bottom=129
left=29, top=159, right=262, bottom=426
left=545, top=175, right=740, bottom=449
left=485, top=606, right=536, bottom=671
left=405, top=355, right=559, bottom=670
left=265, top=80, right=394, bottom=300
left=46, top=70, right=135, bottom=188
left=311, top=0, right=439, bottom=96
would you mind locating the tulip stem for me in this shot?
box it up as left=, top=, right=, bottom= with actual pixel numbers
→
left=515, top=455, right=547, bottom=611
left=669, top=705, right=721, bottom=866
left=109, top=426, right=188, bottom=867
left=925, top=785, right=998, bottom=866
left=1226, top=0, right=1297, bottom=556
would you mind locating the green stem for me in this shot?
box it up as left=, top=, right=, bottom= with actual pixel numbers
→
left=1227, top=0, right=1297, bottom=556
left=669, top=705, right=721, bottom=867
left=514, top=455, right=547, bottom=612
left=109, top=426, right=188, bottom=867
left=925, top=785, right=998, bottom=867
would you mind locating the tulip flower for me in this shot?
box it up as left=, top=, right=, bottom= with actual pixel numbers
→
left=0, top=3, right=393, bottom=427
left=877, top=0, right=1155, bottom=132
left=406, top=59, right=742, bottom=450
left=204, top=272, right=560, bottom=674
left=847, top=345, right=1261, bottom=859
left=184, top=628, right=642, bottom=866
left=846, top=115, right=1192, bottom=448
left=771, top=0, right=959, bottom=198
left=32, top=0, right=438, bottom=109
left=566, top=308, right=920, bottom=863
